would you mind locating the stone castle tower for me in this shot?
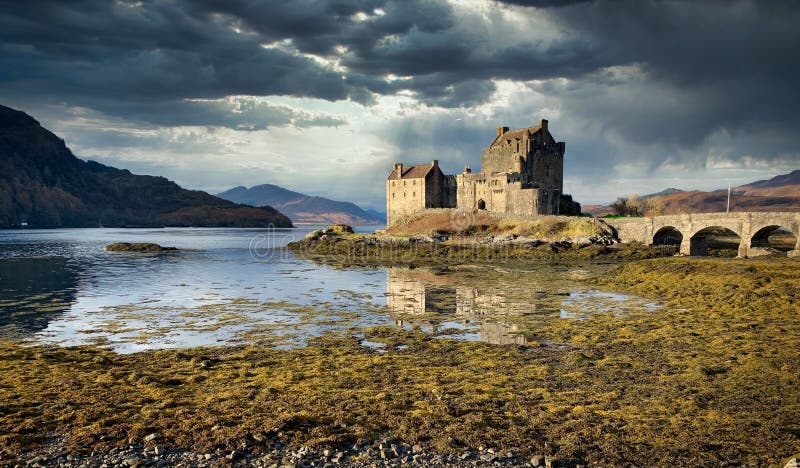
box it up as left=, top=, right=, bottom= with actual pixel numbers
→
left=386, top=119, right=565, bottom=225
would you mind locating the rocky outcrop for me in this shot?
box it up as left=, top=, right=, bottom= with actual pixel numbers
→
left=105, top=243, right=178, bottom=253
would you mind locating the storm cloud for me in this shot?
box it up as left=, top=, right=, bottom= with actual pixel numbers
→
left=1, top=0, right=798, bottom=207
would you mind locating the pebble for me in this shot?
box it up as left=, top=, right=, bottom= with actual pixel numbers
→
left=6, top=433, right=598, bottom=467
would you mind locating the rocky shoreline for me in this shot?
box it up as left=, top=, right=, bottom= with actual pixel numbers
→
left=288, top=224, right=675, bottom=265
left=303, top=224, right=618, bottom=248
left=10, top=434, right=577, bottom=468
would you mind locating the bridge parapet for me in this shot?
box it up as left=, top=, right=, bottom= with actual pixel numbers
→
left=604, top=212, right=800, bottom=257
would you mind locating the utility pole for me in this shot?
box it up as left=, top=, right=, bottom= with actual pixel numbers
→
left=726, top=184, right=731, bottom=213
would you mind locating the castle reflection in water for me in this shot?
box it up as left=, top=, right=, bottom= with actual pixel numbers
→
left=385, top=267, right=551, bottom=346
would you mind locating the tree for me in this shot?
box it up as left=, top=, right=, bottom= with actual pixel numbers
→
left=612, top=197, right=628, bottom=216
left=645, top=196, right=666, bottom=216
left=626, top=194, right=642, bottom=217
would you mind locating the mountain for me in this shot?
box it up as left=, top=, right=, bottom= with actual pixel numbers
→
left=642, top=188, right=684, bottom=198
left=0, top=105, right=292, bottom=228
left=364, top=208, right=387, bottom=221
left=584, top=170, right=800, bottom=216
left=734, top=170, right=800, bottom=198
left=216, top=184, right=383, bottom=225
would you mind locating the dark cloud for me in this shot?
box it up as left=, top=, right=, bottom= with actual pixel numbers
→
left=494, top=0, right=593, bottom=7
left=1, top=0, right=798, bottom=206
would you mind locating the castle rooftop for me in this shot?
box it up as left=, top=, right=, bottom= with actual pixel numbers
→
left=388, top=161, right=439, bottom=180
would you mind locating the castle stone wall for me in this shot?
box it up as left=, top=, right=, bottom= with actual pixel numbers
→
left=387, top=120, right=566, bottom=225
left=386, top=177, right=425, bottom=226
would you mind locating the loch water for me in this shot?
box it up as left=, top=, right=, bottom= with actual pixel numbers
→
left=0, top=227, right=658, bottom=353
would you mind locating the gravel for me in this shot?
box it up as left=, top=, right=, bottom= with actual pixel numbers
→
left=3, top=433, right=585, bottom=467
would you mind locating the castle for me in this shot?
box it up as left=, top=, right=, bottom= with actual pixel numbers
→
left=386, top=119, right=565, bottom=225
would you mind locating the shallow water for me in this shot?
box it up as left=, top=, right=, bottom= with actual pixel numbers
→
left=0, top=227, right=659, bottom=352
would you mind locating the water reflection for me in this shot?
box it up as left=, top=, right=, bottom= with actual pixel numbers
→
left=386, top=267, right=659, bottom=346
left=0, top=257, right=78, bottom=335
left=0, top=228, right=658, bottom=352
left=387, top=268, right=537, bottom=345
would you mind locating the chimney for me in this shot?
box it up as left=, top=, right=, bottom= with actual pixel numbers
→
left=394, top=163, right=403, bottom=176
left=539, top=119, right=548, bottom=132
left=464, top=165, right=471, bottom=174
left=496, top=126, right=509, bottom=136
left=431, top=159, right=438, bottom=167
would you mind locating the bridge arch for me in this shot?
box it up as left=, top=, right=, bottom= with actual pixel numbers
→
left=749, top=224, right=798, bottom=254
left=689, top=226, right=742, bottom=257
left=652, top=226, right=683, bottom=246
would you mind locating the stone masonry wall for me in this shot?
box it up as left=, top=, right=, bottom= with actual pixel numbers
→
left=386, top=177, right=426, bottom=226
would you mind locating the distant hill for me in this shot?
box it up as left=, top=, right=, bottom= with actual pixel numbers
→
left=734, top=170, right=800, bottom=198
left=364, top=208, right=387, bottom=221
left=585, top=170, right=800, bottom=216
left=217, top=184, right=383, bottom=225
left=645, top=190, right=800, bottom=214
left=0, top=104, right=292, bottom=228
left=642, top=188, right=684, bottom=198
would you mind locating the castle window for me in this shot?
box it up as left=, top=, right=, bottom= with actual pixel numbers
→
left=404, top=192, right=406, bottom=198
left=393, top=193, right=395, bottom=199
left=403, top=181, right=406, bottom=186
left=413, top=180, right=416, bottom=185
left=413, top=192, right=416, bottom=197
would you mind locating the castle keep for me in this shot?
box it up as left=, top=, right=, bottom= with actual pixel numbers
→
left=386, top=119, right=565, bottom=225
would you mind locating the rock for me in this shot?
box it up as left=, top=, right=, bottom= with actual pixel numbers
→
left=328, top=224, right=354, bottom=235
left=572, top=236, right=594, bottom=247
left=747, top=247, right=784, bottom=258
left=304, top=229, right=324, bottom=241
left=105, top=243, right=178, bottom=253
left=512, top=237, right=544, bottom=247
left=123, top=457, right=143, bottom=467
left=154, top=446, right=165, bottom=456
left=411, top=444, right=423, bottom=454
left=530, top=455, right=545, bottom=467
left=143, top=433, right=160, bottom=442
left=492, top=234, right=517, bottom=244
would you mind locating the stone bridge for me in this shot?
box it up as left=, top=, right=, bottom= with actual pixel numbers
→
left=605, top=212, right=800, bottom=257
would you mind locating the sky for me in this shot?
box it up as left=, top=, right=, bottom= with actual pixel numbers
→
left=1, top=0, right=799, bottom=210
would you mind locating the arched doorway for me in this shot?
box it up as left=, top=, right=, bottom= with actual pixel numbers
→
left=653, top=226, right=683, bottom=246
left=690, top=226, right=741, bottom=257
left=477, top=199, right=486, bottom=210
left=750, top=225, right=798, bottom=254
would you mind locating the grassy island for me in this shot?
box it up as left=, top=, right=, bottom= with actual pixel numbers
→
left=288, top=214, right=677, bottom=266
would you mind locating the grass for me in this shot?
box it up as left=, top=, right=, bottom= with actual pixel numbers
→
left=288, top=238, right=676, bottom=268
left=385, top=211, right=606, bottom=240
left=0, top=257, right=798, bottom=466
